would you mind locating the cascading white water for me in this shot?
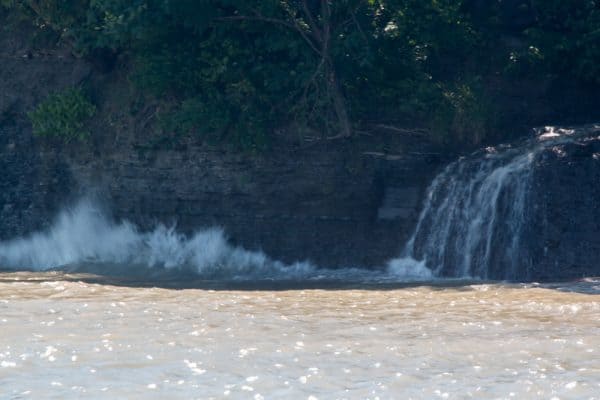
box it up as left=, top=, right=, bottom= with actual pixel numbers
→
left=394, top=127, right=585, bottom=280
left=0, top=200, right=433, bottom=281
left=404, top=148, right=534, bottom=279
left=1, top=127, right=589, bottom=282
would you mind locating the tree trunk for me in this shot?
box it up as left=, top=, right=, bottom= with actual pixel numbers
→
left=319, top=0, right=352, bottom=137
left=327, top=66, right=352, bottom=138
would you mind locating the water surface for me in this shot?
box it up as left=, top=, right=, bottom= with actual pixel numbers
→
left=1, top=272, right=598, bottom=399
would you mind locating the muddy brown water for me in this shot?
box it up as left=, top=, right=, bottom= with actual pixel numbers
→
left=0, top=272, right=598, bottom=399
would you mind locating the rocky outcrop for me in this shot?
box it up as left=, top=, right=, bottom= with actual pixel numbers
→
left=397, top=125, right=600, bottom=282
left=529, top=127, right=600, bottom=280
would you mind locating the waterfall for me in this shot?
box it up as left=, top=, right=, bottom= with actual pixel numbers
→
left=0, top=125, right=594, bottom=282
left=397, top=127, right=585, bottom=280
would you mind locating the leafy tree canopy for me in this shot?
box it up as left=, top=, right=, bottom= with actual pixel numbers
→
left=4, top=0, right=599, bottom=148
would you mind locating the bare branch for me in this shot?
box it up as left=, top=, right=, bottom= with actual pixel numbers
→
left=372, top=124, right=429, bottom=136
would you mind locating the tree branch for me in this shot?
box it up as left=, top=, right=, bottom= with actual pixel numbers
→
left=215, top=14, right=322, bottom=57
left=300, top=0, right=323, bottom=42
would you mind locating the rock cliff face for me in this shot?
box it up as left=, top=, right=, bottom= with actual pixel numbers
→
left=0, top=19, right=88, bottom=238
left=529, top=128, right=600, bottom=280
left=0, top=15, right=445, bottom=268
left=67, top=145, right=442, bottom=268
left=0, top=15, right=598, bottom=278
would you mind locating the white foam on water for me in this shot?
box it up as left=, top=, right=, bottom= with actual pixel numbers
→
left=0, top=201, right=140, bottom=270
left=0, top=200, right=432, bottom=281
left=386, top=257, right=433, bottom=279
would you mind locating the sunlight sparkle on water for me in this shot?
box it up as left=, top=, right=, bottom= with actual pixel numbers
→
left=0, top=274, right=598, bottom=399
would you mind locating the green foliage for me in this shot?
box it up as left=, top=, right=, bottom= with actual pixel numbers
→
left=522, top=0, right=600, bottom=84
left=6, top=0, right=599, bottom=149
left=0, top=0, right=14, bottom=8
left=28, top=87, right=96, bottom=142
left=159, top=97, right=271, bottom=151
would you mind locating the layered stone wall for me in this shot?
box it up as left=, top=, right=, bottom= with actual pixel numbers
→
left=0, top=15, right=443, bottom=267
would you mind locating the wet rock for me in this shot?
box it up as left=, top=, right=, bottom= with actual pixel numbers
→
left=528, top=126, right=600, bottom=280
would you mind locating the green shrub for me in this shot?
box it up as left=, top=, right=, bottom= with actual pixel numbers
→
left=160, top=96, right=271, bottom=152
left=28, top=87, right=96, bottom=142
